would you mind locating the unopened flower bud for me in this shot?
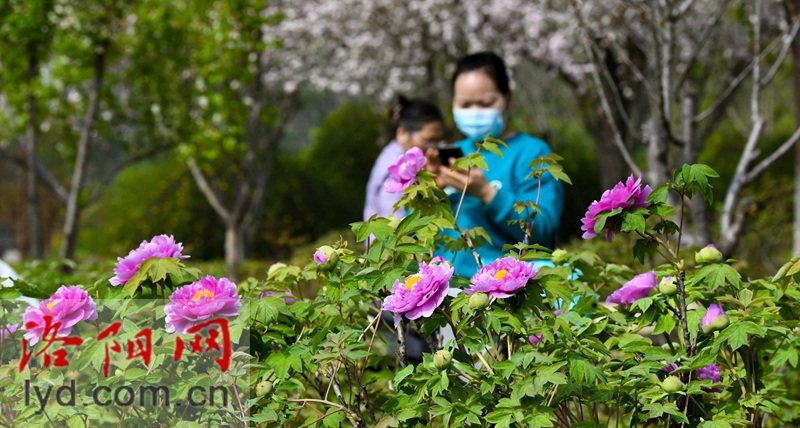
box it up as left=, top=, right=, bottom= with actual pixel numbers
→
left=433, top=350, right=452, bottom=370
left=551, top=249, right=569, bottom=265
left=469, top=292, right=490, bottom=310
left=695, top=244, right=723, bottom=265
left=701, top=304, right=729, bottom=334
left=658, top=276, right=678, bottom=296
left=661, top=376, right=684, bottom=393
left=256, top=381, right=273, bottom=397
left=267, top=262, right=287, bottom=279
left=314, top=245, right=338, bottom=270
left=710, top=313, right=730, bottom=331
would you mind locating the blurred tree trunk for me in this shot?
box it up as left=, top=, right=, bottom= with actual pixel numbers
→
left=787, top=0, right=800, bottom=256
left=59, top=41, right=107, bottom=261
left=681, top=88, right=713, bottom=245
left=25, top=47, right=42, bottom=260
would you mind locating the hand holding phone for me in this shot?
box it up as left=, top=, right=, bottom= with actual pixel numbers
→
left=437, top=144, right=464, bottom=165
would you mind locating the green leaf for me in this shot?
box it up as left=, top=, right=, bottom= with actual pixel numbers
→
left=530, top=413, right=556, bottom=428
left=717, top=324, right=749, bottom=350
left=394, top=364, right=414, bottom=386
left=621, top=213, right=646, bottom=235
left=692, top=264, right=741, bottom=291
left=323, top=411, right=345, bottom=428
left=647, top=185, right=670, bottom=204
left=395, top=243, right=429, bottom=254
left=479, top=140, right=504, bottom=157
left=653, top=314, right=677, bottom=335
left=700, top=421, right=733, bottom=428
left=774, top=256, right=800, bottom=281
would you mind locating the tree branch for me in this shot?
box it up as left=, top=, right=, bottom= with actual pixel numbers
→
left=759, top=16, right=800, bottom=87
left=695, top=27, right=785, bottom=122
left=746, top=125, right=800, bottom=182
left=720, top=0, right=764, bottom=250
left=671, top=0, right=698, bottom=19
left=675, top=0, right=731, bottom=95
left=186, top=157, right=231, bottom=223
left=86, top=144, right=173, bottom=205
left=60, top=40, right=108, bottom=259
left=575, top=26, right=643, bottom=176
left=0, top=145, right=68, bottom=202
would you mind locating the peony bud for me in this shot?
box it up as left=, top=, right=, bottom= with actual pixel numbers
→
left=661, top=376, right=684, bottom=393
left=658, top=276, right=678, bottom=296
left=695, top=244, right=723, bottom=265
left=551, top=249, right=569, bottom=265
left=256, top=381, right=273, bottom=397
left=267, top=262, right=287, bottom=279
left=710, top=313, right=730, bottom=331
left=314, top=245, right=339, bottom=270
left=701, top=304, right=729, bottom=334
left=433, top=350, right=452, bottom=370
left=468, top=292, right=491, bottom=310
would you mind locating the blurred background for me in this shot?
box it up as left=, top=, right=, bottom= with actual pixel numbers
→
left=0, top=0, right=797, bottom=279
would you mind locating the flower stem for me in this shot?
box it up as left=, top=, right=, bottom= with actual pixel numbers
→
left=677, top=270, right=692, bottom=357
left=474, top=350, right=495, bottom=375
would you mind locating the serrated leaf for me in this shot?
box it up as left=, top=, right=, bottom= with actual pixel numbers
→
left=653, top=314, right=677, bottom=335
left=394, top=364, right=414, bottom=386
left=621, top=213, right=645, bottom=235
left=480, top=141, right=503, bottom=157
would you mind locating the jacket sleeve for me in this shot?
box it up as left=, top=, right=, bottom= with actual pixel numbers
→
left=481, top=147, right=564, bottom=248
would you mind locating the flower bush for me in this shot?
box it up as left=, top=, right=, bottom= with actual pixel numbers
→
left=3, top=142, right=800, bottom=428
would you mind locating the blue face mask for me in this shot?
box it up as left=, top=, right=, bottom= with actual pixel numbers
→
left=453, top=108, right=504, bottom=142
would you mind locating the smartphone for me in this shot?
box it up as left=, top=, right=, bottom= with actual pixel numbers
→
left=437, top=144, right=464, bottom=165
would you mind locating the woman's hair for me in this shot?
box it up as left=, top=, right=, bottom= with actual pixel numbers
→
left=388, top=95, right=443, bottom=133
left=451, top=51, right=510, bottom=96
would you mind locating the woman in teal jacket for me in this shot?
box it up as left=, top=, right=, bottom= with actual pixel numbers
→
left=431, top=52, right=564, bottom=278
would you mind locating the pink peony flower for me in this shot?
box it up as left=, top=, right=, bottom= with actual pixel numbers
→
left=110, top=235, right=189, bottom=286
left=529, top=333, right=543, bottom=346
left=383, top=258, right=453, bottom=325
left=385, top=147, right=426, bottom=193
left=581, top=175, right=652, bottom=241
left=465, top=257, right=539, bottom=298
left=313, top=250, right=327, bottom=264
left=697, top=364, right=721, bottom=383
left=22, top=285, right=98, bottom=345
left=606, top=271, right=657, bottom=305
left=164, top=276, right=241, bottom=334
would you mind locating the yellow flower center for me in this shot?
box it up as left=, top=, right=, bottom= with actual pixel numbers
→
left=193, top=290, right=215, bottom=302
left=405, top=276, right=422, bottom=291
left=494, top=269, right=509, bottom=280
left=46, top=300, right=57, bottom=310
